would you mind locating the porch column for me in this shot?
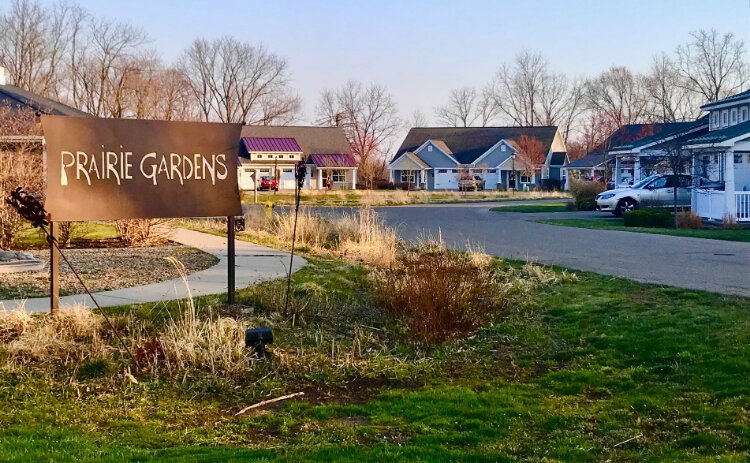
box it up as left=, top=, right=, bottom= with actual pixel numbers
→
left=725, top=149, right=736, bottom=218
left=352, top=168, right=357, bottom=190
left=388, top=168, right=393, bottom=182
left=614, top=156, right=621, bottom=185
left=318, top=167, right=323, bottom=190
left=634, top=157, right=641, bottom=182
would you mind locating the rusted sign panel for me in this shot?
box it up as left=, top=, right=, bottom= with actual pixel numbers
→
left=42, top=116, right=243, bottom=221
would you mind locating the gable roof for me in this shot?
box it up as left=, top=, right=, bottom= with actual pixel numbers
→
left=0, top=84, right=89, bottom=117
left=242, top=137, right=302, bottom=153
left=610, top=122, right=699, bottom=152
left=548, top=152, right=567, bottom=166
left=390, top=151, right=430, bottom=169
left=700, top=89, right=750, bottom=111
left=684, top=119, right=750, bottom=147
left=566, top=152, right=611, bottom=169
left=240, top=125, right=350, bottom=157
left=429, top=139, right=453, bottom=155
left=308, top=153, right=357, bottom=168
left=393, top=126, right=560, bottom=165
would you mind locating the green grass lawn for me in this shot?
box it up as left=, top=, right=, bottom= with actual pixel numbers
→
left=490, top=202, right=571, bottom=213
left=13, top=222, right=120, bottom=249
left=2, top=252, right=750, bottom=461
left=540, top=217, right=750, bottom=242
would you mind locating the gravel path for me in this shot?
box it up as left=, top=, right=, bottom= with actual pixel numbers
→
left=0, top=245, right=218, bottom=300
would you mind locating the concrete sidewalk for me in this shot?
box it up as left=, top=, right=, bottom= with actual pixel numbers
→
left=0, top=228, right=306, bottom=313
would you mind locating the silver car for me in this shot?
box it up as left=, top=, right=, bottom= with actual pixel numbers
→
left=596, top=174, right=692, bottom=216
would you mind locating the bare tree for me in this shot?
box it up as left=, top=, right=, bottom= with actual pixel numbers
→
left=645, top=53, right=700, bottom=122
left=676, top=29, right=749, bottom=103
left=490, top=51, right=583, bottom=142
left=434, top=86, right=497, bottom=127
left=0, top=0, right=84, bottom=98
left=409, top=109, right=428, bottom=128
left=315, top=81, right=400, bottom=187
left=179, top=37, right=300, bottom=124
left=585, top=66, right=651, bottom=129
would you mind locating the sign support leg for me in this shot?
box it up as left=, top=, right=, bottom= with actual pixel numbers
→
left=227, top=216, right=235, bottom=305
left=49, top=221, right=59, bottom=314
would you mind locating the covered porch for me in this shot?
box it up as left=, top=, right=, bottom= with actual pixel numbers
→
left=691, top=150, right=750, bottom=222
left=306, top=153, right=358, bottom=190
left=387, top=151, right=430, bottom=189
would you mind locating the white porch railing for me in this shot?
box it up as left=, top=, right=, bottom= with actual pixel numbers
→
left=694, top=189, right=750, bottom=222
left=737, top=191, right=750, bottom=222
left=694, top=189, right=725, bottom=221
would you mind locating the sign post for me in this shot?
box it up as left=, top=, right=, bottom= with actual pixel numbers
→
left=227, top=215, right=235, bottom=305
left=49, top=220, right=59, bottom=314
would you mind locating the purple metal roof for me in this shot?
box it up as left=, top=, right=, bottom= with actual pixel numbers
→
left=309, top=153, right=357, bottom=168
left=242, top=137, right=302, bottom=153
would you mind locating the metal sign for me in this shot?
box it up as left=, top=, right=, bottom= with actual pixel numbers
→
left=42, top=116, right=243, bottom=221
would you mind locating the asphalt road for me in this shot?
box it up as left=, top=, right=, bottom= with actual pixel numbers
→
left=363, top=203, right=750, bottom=297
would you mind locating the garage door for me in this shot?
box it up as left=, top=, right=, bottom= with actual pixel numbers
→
left=483, top=172, right=499, bottom=189
left=279, top=168, right=296, bottom=189
left=239, top=169, right=255, bottom=190
left=434, top=170, right=458, bottom=190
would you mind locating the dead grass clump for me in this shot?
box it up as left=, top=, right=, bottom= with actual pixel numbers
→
left=337, top=208, right=398, bottom=267
left=722, top=213, right=742, bottom=230
left=0, top=306, right=107, bottom=367
left=676, top=211, right=703, bottom=229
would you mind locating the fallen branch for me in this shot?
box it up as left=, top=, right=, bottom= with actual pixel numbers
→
left=613, top=433, right=643, bottom=448
left=234, top=392, right=305, bottom=416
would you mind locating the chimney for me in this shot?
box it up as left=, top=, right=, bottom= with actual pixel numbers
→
left=0, top=67, right=5, bottom=86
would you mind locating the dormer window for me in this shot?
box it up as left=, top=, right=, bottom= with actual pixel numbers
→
left=501, top=144, right=506, bottom=152
left=723, top=110, right=728, bottom=125
left=731, top=108, right=738, bottom=124
left=427, top=145, right=433, bottom=152
left=742, top=107, right=748, bottom=122
left=712, top=112, right=719, bottom=128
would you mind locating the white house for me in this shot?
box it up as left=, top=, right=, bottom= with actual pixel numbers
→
left=387, top=126, right=568, bottom=190
left=684, top=90, right=750, bottom=222
left=238, top=125, right=356, bottom=191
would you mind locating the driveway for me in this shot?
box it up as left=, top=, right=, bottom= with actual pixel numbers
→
left=369, top=204, right=750, bottom=297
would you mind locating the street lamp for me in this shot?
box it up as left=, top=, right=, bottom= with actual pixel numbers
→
left=511, top=153, right=516, bottom=194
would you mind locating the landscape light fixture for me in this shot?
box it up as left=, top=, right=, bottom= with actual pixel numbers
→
left=245, top=327, right=273, bottom=358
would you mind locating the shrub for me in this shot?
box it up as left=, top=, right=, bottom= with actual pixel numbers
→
left=115, top=219, right=171, bottom=246
left=623, top=208, right=672, bottom=228
left=676, top=211, right=703, bottom=229
left=569, top=179, right=604, bottom=211
left=369, top=241, right=569, bottom=345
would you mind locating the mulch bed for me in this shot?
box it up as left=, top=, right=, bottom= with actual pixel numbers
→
left=0, top=245, right=219, bottom=300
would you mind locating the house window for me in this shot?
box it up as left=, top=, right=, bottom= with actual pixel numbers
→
left=450, top=169, right=457, bottom=173
left=731, top=108, right=738, bottom=124
left=735, top=154, right=743, bottom=164
left=437, top=169, right=447, bottom=173
left=742, top=107, right=748, bottom=122
left=520, top=174, right=531, bottom=183
left=501, top=144, right=506, bottom=152
left=712, top=112, right=719, bottom=128
left=487, top=169, right=497, bottom=173
left=723, top=110, right=728, bottom=125
left=332, top=170, right=346, bottom=183
left=427, top=145, right=433, bottom=152
left=400, top=171, right=416, bottom=183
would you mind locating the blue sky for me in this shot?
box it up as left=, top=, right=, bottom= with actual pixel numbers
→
left=41, top=0, right=750, bottom=123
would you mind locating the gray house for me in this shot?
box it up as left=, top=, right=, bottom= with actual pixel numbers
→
left=387, top=126, right=568, bottom=190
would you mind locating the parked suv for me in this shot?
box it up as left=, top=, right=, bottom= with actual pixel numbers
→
left=258, top=176, right=279, bottom=191
left=458, top=175, right=486, bottom=191
left=596, top=174, right=692, bottom=216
